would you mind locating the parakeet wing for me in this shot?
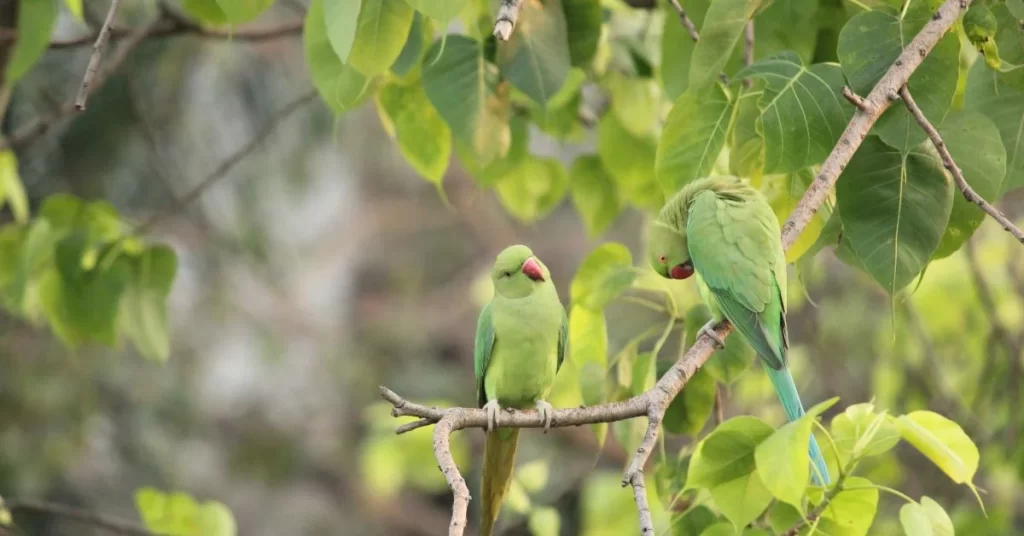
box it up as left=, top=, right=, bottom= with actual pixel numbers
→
left=557, top=307, right=568, bottom=373
left=686, top=190, right=787, bottom=370
left=474, top=302, right=496, bottom=408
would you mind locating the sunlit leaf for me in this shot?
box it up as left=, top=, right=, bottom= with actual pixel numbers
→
left=597, top=114, right=663, bottom=211
left=837, top=3, right=960, bottom=152
left=64, top=0, right=83, bottom=20
left=569, top=155, right=621, bottom=237
left=528, top=507, right=560, bottom=536
left=348, top=0, right=415, bottom=76
left=215, top=0, right=274, bottom=24
left=135, top=487, right=237, bottom=536
left=689, top=0, right=763, bottom=93
left=494, top=156, right=568, bottom=224
left=900, top=502, right=934, bottom=536
left=516, top=460, right=549, bottom=493
left=403, top=0, right=468, bottom=21
left=570, top=242, right=635, bottom=311
left=119, top=245, right=177, bottom=363
left=656, top=85, right=733, bottom=196
left=376, top=79, right=452, bottom=185
left=754, top=397, right=837, bottom=508
left=931, top=111, right=1007, bottom=259
left=659, top=0, right=710, bottom=100
left=835, top=136, right=953, bottom=294
left=830, top=403, right=900, bottom=462
left=897, top=411, right=980, bottom=488
left=0, top=150, right=28, bottom=224
left=660, top=360, right=716, bottom=436
left=183, top=0, right=228, bottom=24
left=391, top=12, right=429, bottom=78
left=323, top=0, right=361, bottom=63
left=304, top=0, right=371, bottom=115
left=920, top=496, right=955, bottom=536
left=763, top=170, right=826, bottom=263
left=605, top=71, right=660, bottom=137
left=735, top=52, right=851, bottom=173
left=6, top=0, right=57, bottom=84
left=496, top=0, right=571, bottom=106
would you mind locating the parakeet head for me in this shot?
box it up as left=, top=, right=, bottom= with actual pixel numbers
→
left=648, top=222, right=694, bottom=280
left=491, top=244, right=549, bottom=298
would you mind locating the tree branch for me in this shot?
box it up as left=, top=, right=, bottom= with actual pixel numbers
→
left=132, top=89, right=317, bottom=236
left=742, top=22, right=754, bottom=88
left=8, top=499, right=153, bottom=536
left=379, top=0, right=974, bottom=534
left=899, top=85, right=1024, bottom=245
left=50, top=18, right=303, bottom=48
left=666, top=0, right=700, bottom=41
left=493, top=0, right=524, bottom=41
left=841, top=86, right=873, bottom=113
left=75, top=0, right=122, bottom=110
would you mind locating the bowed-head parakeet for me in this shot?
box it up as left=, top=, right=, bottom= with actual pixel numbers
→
left=647, top=176, right=830, bottom=487
left=475, top=245, right=567, bottom=535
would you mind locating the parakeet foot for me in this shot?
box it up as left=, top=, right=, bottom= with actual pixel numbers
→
left=535, top=400, right=554, bottom=433
left=699, top=320, right=726, bottom=349
left=483, top=399, right=502, bottom=432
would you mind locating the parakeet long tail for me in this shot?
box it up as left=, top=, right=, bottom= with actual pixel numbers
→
left=480, top=429, right=520, bottom=536
left=765, top=366, right=831, bottom=487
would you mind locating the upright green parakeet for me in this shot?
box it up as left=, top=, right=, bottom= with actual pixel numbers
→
left=647, top=176, right=830, bottom=487
left=475, top=245, right=568, bottom=536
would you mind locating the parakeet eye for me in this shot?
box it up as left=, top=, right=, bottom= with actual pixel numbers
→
left=658, top=255, right=667, bottom=264
left=670, top=262, right=694, bottom=280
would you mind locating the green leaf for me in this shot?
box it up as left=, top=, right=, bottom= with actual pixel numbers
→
left=494, top=156, right=568, bottom=224
left=837, top=5, right=960, bottom=152
left=992, top=5, right=1024, bottom=92
left=570, top=242, right=636, bottom=311
left=735, top=52, right=851, bottom=173
left=920, top=496, right=954, bottom=536
left=659, top=0, right=710, bottom=100
left=423, top=36, right=510, bottom=166
left=684, top=304, right=753, bottom=383
left=688, top=0, right=762, bottom=93
left=135, top=487, right=237, bottom=536
left=730, top=90, right=765, bottom=182
left=376, top=79, right=452, bottom=185
left=528, top=507, right=560, bottom=536
left=656, top=85, right=733, bottom=195
left=701, top=522, right=738, bottom=536
left=897, top=411, right=980, bottom=487
left=763, top=169, right=826, bottom=263
left=598, top=114, right=663, bottom=211
left=119, top=245, right=177, bottom=363
left=571, top=305, right=608, bottom=445
left=41, top=253, right=131, bottom=348
left=605, top=71, right=660, bottom=137
left=963, top=63, right=1024, bottom=194
left=348, top=0, right=415, bottom=76
left=661, top=360, right=716, bottom=436
left=323, top=0, right=362, bottom=63
left=403, top=0, right=468, bottom=21
left=6, top=0, right=58, bottom=84
left=391, top=12, right=429, bottom=77
left=569, top=155, right=621, bottom=237
left=0, top=150, right=28, bottom=224
left=516, top=460, right=549, bottom=493
left=835, top=136, right=953, bottom=294
left=304, top=0, right=371, bottom=115
left=457, top=115, right=527, bottom=185
left=826, top=476, right=879, bottom=536
left=195, top=502, right=236, bottom=536
left=900, top=502, right=934, bottom=536
left=183, top=0, right=228, bottom=24
left=931, top=111, right=1007, bottom=259
left=214, top=0, right=274, bottom=24
left=496, top=0, right=571, bottom=106
left=752, top=0, right=819, bottom=64
left=673, top=505, right=717, bottom=536
left=830, top=403, right=900, bottom=462
left=563, top=0, right=601, bottom=67
left=1007, top=0, right=1024, bottom=19
left=687, top=416, right=775, bottom=529
left=754, top=398, right=836, bottom=508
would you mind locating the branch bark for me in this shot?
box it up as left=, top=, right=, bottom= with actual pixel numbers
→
left=75, top=0, right=123, bottom=110
left=667, top=0, right=700, bottom=41
left=493, top=0, right=524, bottom=41
left=380, top=0, right=974, bottom=534
left=8, top=499, right=153, bottom=535
left=899, top=85, right=1024, bottom=245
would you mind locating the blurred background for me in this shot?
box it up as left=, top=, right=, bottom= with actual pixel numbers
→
left=3, top=0, right=1024, bottom=535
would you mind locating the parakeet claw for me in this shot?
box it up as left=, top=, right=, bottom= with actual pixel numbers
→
left=699, top=320, right=726, bottom=349
left=535, top=400, right=554, bottom=433
left=483, top=399, right=502, bottom=432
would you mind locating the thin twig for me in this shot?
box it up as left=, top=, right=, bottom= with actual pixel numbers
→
left=379, top=1, right=973, bottom=534
left=842, top=86, right=873, bottom=114
left=2, top=15, right=163, bottom=151
left=781, top=469, right=851, bottom=536
left=50, top=18, right=303, bottom=48
left=742, top=22, right=754, bottom=88
left=133, top=90, right=317, bottom=235
left=493, top=0, right=524, bottom=41
left=666, top=0, right=699, bottom=41
left=899, top=85, right=1024, bottom=245
left=75, top=0, right=123, bottom=110
left=8, top=500, right=153, bottom=536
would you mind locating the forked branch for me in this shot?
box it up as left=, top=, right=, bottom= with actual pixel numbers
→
left=380, top=0, right=974, bottom=534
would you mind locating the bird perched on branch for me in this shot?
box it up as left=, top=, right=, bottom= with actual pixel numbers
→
left=474, top=245, right=567, bottom=535
left=647, top=176, right=831, bottom=486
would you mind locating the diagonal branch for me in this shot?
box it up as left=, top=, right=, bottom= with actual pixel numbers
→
left=8, top=499, right=153, bottom=535
left=49, top=18, right=303, bottom=48
left=666, top=0, right=700, bottom=41
left=75, top=0, right=123, bottom=110
left=899, top=85, right=1024, bottom=245
left=380, top=0, right=974, bottom=534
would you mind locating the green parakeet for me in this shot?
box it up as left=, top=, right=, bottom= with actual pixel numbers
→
left=474, top=245, right=568, bottom=536
left=647, top=176, right=830, bottom=487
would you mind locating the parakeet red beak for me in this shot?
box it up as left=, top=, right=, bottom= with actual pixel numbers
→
left=521, top=257, right=545, bottom=282
left=670, top=261, right=694, bottom=280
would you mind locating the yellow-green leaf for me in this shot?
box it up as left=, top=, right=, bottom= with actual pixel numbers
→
left=0, top=150, right=28, bottom=224
left=376, top=80, right=451, bottom=185
left=897, top=411, right=980, bottom=487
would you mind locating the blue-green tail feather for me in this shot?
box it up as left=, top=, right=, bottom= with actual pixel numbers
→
left=765, top=365, right=831, bottom=487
